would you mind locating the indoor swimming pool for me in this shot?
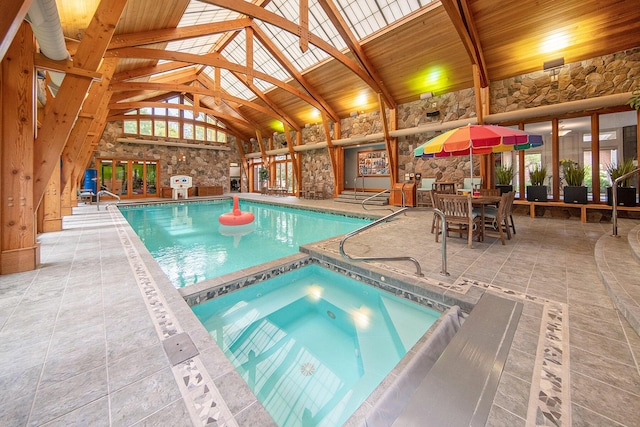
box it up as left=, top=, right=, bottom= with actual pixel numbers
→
left=120, top=200, right=371, bottom=288
left=192, top=264, right=441, bottom=427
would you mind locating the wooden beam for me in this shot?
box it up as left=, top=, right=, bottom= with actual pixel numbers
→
left=299, top=0, right=309, bottom=53
left=321, top=114, right=339, bottom=197
left=112, top=61, right=194, bottom=82
left=440, top=0, right=488, bottom=87
left=0, top=0, right=32, bottom=62
left=34, top=54, right=103, bottom=80
left=108, top=18, right=252, bottom=49
left=61, top=58, right=118, bottom=192
left=590, top=112, right=600, bottom=203
left=1, top=22, right=38, bottom=273
left=282, top=123, right=300, bottom=195
left=110, top=81, right=286, bottom=122
left=378, top=93, right=397, bottom=184
left=105, top=47, right=324, bottom=111
left=33, top=0, right=128, bottom=207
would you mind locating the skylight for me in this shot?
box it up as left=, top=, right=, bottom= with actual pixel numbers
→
left=171, top=0, right=430, bottom=101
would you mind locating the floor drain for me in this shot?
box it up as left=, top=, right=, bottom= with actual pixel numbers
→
left=300, top=362, right=316, bottom=376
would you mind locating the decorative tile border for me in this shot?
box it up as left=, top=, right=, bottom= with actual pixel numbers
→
left=527, top=301, right=570, bottom=427
left=108, top=206, right=238, bottom=427
left=465, top=278, right=570, bottom=426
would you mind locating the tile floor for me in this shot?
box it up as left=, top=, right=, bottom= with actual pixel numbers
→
left=0, top=195, right=639, bottom=426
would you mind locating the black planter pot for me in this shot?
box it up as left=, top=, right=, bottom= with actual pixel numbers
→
left=496, top=184, right=513, bottom=194
left=606, top=186, right=637, bottom=207
left=527, top=185, right=547, bottom=202
left=563, top=186, right=588, bottom=204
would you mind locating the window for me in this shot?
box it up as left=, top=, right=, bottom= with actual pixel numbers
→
left=120, top=95, right=229, bottom=143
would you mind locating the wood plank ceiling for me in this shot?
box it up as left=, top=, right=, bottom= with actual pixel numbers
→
left=52, top=0, right=640, bottom=142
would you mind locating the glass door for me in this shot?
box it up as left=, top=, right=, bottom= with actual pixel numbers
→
left=146, top=161, right=158, bottom=196
left=116, top=160, right=128, bottom=197
left=98, top=158, right=159, bottom=199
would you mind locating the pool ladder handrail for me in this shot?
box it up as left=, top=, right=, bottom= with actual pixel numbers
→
left=339, top=208, right=449, bottom=277
left=96, top=190, right=121, bottom=210
left=361, top=189, right=395, bottom=213
left=611, top=167, right=640, bottom=237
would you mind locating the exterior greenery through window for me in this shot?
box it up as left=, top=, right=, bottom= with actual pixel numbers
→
left=123, top=95, right=228, bottom=143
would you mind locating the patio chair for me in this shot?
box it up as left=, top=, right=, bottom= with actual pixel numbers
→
left=483, top=191, right=515, bottom=243
left=434, top=193, right=482, bottom=248
left=429, top=190, right=441, bottom=234
left=457, top=177, right=482, bottom=194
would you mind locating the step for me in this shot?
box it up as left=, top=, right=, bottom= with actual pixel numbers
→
left=334, top=197, right=388, bottom=206
left=594, top=223, right=640, bottom=336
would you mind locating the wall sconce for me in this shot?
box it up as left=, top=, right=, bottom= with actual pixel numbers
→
left=558, top=129, right=571, bottom=137
left=543, top=57, right=564, bottom=82
left=420, top=92, right=434, bottom=100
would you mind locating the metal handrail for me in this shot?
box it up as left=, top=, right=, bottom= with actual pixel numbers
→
left=96, top=190, right=121, bottom=211
left=612, top=167, right=640, bottom=236
left=340, top=208, right=424, bottom=276
left=433, top=208, right=449, bottom=276
left=361, top=189, right=395, bottom=213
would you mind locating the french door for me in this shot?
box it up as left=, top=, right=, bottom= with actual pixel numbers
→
left=98, top=159, right=158, bottom=198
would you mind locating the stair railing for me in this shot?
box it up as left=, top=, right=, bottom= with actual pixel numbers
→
left=612, top=167, right=640, bottom=236
left=361, top=189, right=394, bottom=213
left=340, top=208, right=423, bottom=276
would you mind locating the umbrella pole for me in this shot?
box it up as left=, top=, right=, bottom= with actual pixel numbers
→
left=470, top=150, right=473, bottom=190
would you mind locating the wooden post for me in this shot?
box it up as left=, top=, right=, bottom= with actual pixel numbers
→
left=0, top=23, right=39, bottom=274
left=41, top=160, right=62, bottom=232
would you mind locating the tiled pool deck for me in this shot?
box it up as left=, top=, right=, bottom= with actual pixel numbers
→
left=1, top=194, right=639, bottom=426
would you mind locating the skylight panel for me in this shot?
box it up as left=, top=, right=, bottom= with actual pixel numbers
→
left=177, top=2, right=237, bottom=28
left=219, top=69, right=255, bottom=100
left=222, top=34, right=247, bottom=67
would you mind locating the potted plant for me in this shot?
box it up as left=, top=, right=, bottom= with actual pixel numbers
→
left=258, top=166, right=270, bottom=193
left=527, top=164, right=548, bottom=202
left=560, top=159, right=587, bottom=204
left=495, top=164, right=514, bottom=194
left=606, top=159, right=637, bottom=207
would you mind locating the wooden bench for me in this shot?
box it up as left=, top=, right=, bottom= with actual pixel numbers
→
left=514, top=199, right=640, bottom=222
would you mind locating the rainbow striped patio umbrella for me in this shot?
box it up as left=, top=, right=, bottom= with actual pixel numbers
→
left=414, top=124, right=544, bottom=181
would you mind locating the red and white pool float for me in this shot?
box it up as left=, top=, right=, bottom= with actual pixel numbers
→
left=218, top=196, right=255, bottom=226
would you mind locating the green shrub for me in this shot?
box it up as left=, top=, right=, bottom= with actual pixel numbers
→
left=606, top=159, right=636, bottom=187
left=496, top=164, right=514, bottom=185
left=560, top=159, right=585, bottom=186
left=529, top=165, right=547, bottom=186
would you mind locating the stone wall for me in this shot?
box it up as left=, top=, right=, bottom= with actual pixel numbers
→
left=95, top=47, right=640, bottom=196
left=93, top=122, right=242, bottom=193
left=490, top=47, right=640, bottom=112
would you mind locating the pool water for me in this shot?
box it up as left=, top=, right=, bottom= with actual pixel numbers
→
left=193, top=265, right=440, bottom=427
left=120, top=200, right=370, bottom=288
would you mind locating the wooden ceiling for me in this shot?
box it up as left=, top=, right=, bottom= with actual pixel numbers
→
left=54, top=0, right=640, bottom=141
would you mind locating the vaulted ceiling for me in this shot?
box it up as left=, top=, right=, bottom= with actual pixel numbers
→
left=53, top=0, right=640, bottom=142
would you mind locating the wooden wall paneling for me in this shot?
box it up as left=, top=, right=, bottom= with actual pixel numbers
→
left=32, top=0, right=128, bottom=208
left=1, top=23, right=38, bottom=274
